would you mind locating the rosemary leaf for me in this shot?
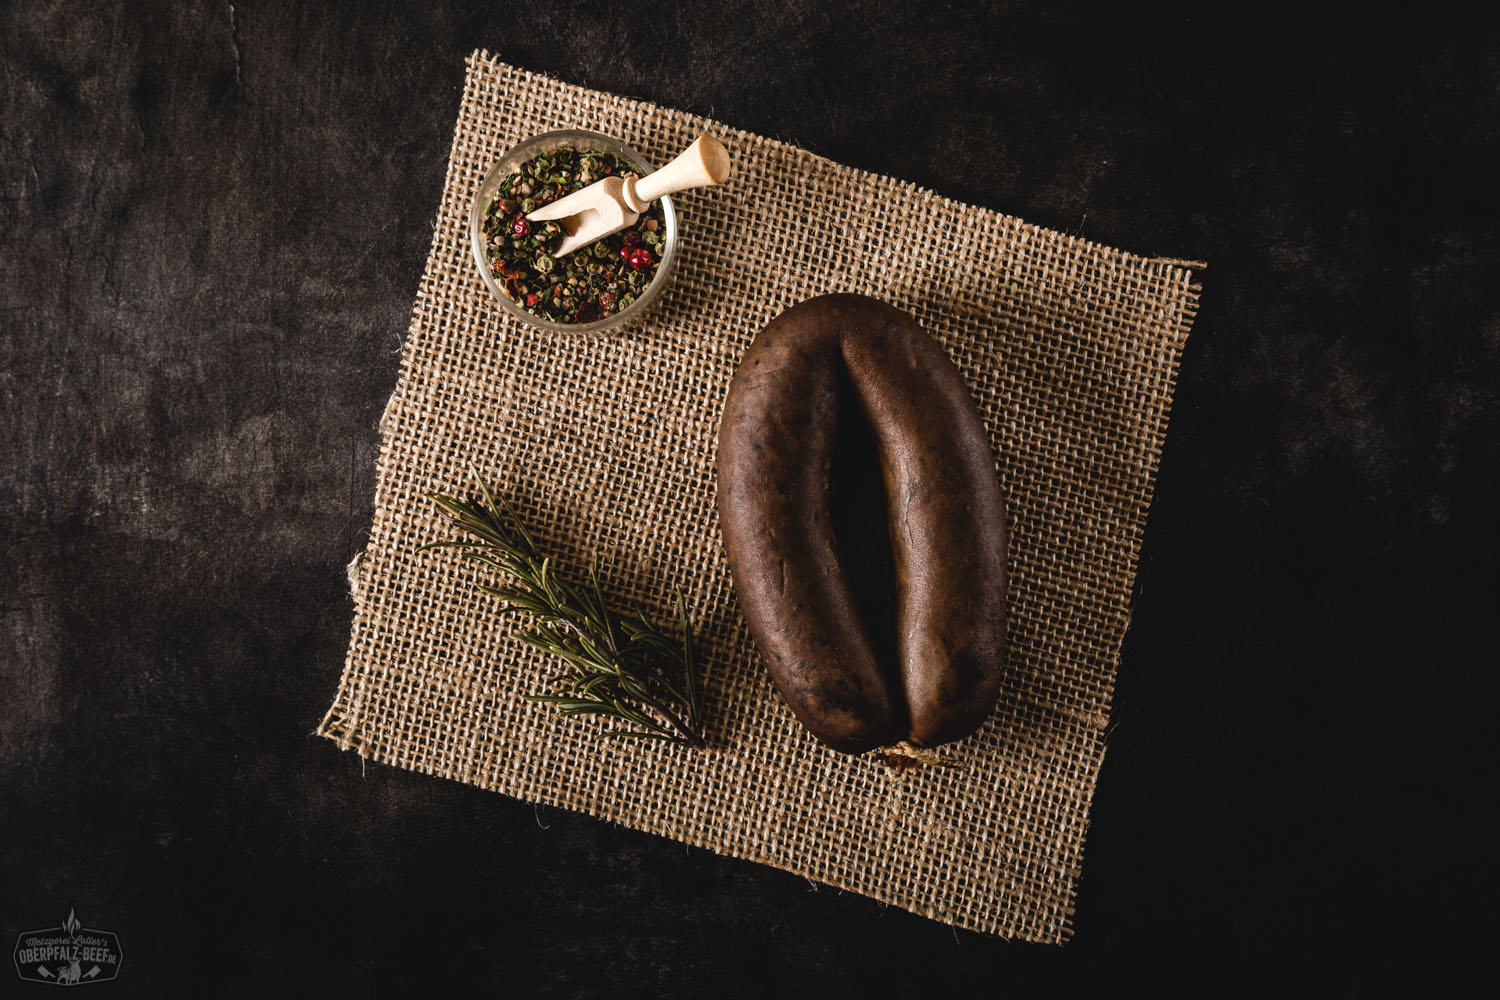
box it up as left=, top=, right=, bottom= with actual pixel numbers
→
left=597, top=730, right=683, bottom=744
left=423, top=469, right=705, bottom=748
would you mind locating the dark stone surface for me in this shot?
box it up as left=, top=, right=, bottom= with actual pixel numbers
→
left=3, top=0, right=1496, bottom=992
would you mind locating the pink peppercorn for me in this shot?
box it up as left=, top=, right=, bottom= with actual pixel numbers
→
left=628, top=247, right=653, bottom=271
left=512, top=217, right=530, bottom=237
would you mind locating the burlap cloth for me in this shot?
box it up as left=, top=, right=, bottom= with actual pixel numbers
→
left=319, top=51, right=1202, bottom=943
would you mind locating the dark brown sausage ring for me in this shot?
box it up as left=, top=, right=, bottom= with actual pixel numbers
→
left=717, top=294, right=1007, bottom=753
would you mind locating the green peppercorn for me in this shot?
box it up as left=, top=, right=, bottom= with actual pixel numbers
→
left=482, top=146, right=666, bottom=324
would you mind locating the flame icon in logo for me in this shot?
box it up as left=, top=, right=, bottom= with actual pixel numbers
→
left=61, top=909, right=80, bottom=939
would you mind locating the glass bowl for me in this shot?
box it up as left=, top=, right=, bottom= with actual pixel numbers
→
left=469, top=129, right=679, bottom=334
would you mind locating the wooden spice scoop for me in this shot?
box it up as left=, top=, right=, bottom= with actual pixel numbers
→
left=526, top=135, right=732, bottom=257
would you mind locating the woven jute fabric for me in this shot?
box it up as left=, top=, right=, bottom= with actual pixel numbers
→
left=319, top=51, right=1202, bottom=943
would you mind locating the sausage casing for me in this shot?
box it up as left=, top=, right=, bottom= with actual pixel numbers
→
left=716, top=294, right=1007, bottom=753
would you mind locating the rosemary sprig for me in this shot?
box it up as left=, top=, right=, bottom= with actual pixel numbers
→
left=421, top=471, right=703, bottom=748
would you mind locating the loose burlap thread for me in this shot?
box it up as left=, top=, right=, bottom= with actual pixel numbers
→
left=319, top=52, right=1201, bottom=943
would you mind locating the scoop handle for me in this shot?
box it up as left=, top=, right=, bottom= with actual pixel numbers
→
left=622, top=135, right=732, bottom=212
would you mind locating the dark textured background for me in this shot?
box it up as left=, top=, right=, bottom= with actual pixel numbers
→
left=4, top=0, right=1497, bottom=993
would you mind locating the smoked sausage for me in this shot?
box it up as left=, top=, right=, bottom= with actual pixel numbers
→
left=717, top=294, right=1007, bottom=753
